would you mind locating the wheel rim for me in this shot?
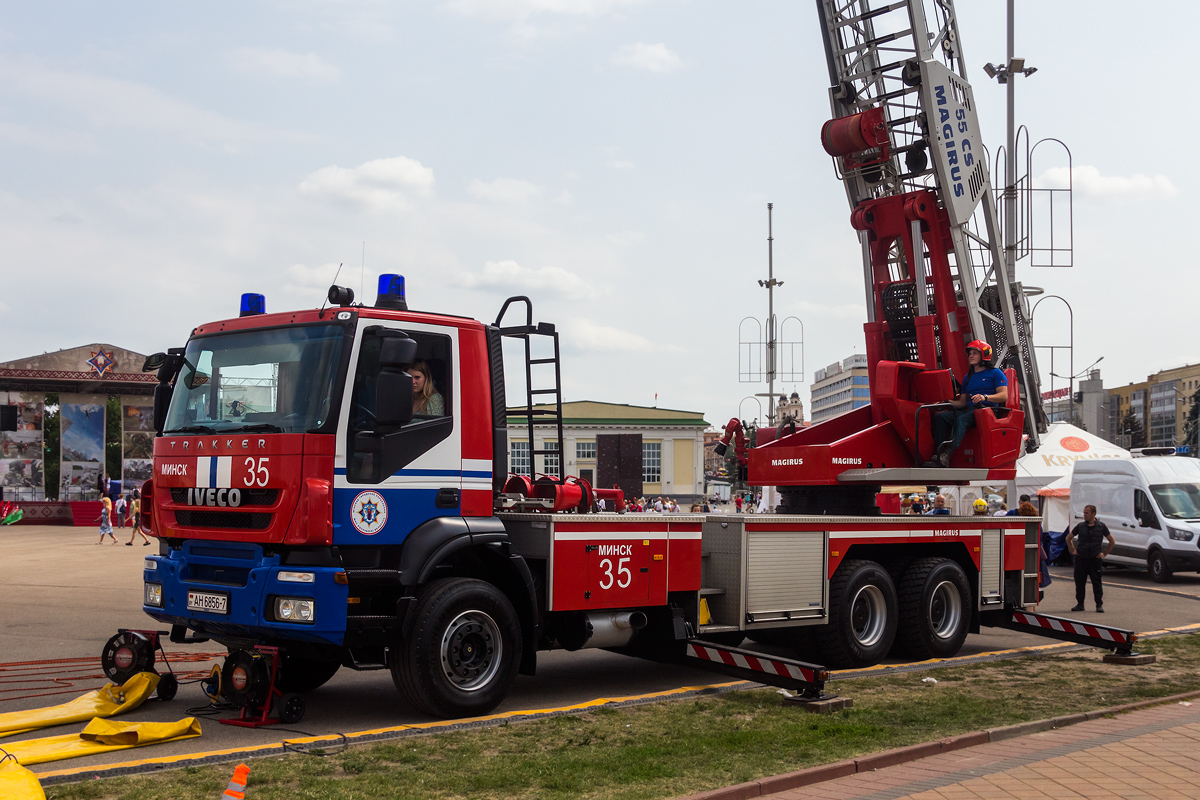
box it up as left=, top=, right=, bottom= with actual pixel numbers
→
left=850, top=584, right=887, bottom=647
left=440, top=610, right=503, bottom=692
left=928, top=579, right=963, bottom=640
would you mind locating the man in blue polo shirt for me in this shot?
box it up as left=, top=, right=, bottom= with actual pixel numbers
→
left=924, top=340, right=1008, bottom=468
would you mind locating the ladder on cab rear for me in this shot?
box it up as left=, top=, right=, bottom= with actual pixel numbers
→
left=495, top=296, right=565, bottom=480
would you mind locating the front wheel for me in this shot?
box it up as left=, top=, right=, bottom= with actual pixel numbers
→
left=815, top=559, right=898, bottom=668
left=391, top=578, right=522, bottom=719
left=1149, top=549, right=1172, bottom=583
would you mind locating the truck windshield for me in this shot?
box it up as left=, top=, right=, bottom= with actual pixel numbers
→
left=1150, top=483, right=1200, bottom=520
left=163, top=324, right=345, bottom=435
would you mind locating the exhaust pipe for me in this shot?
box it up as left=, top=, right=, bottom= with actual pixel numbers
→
left=557, top=610, right=648, bottom=651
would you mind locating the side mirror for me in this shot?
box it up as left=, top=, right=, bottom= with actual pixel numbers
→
left=143, top=353, right=167, bottom=372
left=153, top=382, right=172, bottom=434
left=379, top=335, right=417, bottom=368
left=375, top=370, right=414, bottom=427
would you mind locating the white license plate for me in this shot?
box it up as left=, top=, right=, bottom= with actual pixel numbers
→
left=187, top=590, right=229, bottom=615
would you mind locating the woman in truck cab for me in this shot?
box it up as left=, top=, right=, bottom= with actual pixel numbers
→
left=924, top=340, right=1008, bottom=468
left=408, top=360, right=444, bottom=416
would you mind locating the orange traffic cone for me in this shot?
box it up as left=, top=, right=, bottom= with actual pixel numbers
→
left=221, top=763, right=250, bottom=798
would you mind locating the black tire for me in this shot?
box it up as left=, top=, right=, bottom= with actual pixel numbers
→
left=895, top=558, right=971, bottom=660
left=391, top=578, right=522, bottom=719
left=156, top=672, right=179, bottom=701
left=815, top=559, right=898, bottom=668
left=275, top=652, right=342, bottom=693
left=1149, top=549, right=1172, bottom=583
left=278, top=693, right=306, bottom=724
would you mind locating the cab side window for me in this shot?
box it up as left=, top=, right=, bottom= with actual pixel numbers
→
left=1134, top=489, right=1160, bottom=529
left=347, top=329, right=454, bottom=483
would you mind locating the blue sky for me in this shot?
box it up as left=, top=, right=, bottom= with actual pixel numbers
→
left=0, top=1, right=1191, bottom=424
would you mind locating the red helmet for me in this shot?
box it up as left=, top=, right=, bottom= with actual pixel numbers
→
left=966, top=339, right=992, bottom=361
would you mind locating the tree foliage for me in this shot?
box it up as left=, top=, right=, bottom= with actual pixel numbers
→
left=1120, top=407, right=1146, bottom=449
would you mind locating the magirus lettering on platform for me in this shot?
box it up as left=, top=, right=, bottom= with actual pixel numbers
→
left=831, top=457, right=862, bottom=465
left=186, top=488, right=243, bottom=507
left=771, top=458, right=804, bottom=466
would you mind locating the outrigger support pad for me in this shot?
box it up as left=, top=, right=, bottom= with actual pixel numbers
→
left=682, top=639, right=832, bottom=703
left=995, top=609, right=1151, bottom=661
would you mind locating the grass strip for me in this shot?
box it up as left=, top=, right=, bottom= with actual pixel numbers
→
left=45, top=633, right=1200, bottom=800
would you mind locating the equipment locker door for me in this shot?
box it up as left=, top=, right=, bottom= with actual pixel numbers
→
left=980, top=528, right=1003, bottom=605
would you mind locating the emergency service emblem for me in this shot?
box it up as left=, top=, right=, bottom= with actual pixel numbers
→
left=351, top=490, right=388, bottom=535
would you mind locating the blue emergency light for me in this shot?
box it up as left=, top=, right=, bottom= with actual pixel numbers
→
left=240, top=293, right=266, bottom=317
left=375, top=273, right=408, bottom=310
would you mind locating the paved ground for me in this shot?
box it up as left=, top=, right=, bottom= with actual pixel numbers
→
left=4, top=523, right=1200, bottom=777
left=757, top=700, right=1200, bottom=800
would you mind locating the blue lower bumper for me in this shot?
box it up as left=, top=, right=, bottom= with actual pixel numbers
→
left=141, top=541, right=349, bottom=646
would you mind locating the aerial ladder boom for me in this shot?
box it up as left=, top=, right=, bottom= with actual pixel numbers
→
left=740, top=0, right=1047, bottom=513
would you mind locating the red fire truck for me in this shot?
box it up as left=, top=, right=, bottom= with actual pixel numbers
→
left=103, top=1, right=1142, bottom=721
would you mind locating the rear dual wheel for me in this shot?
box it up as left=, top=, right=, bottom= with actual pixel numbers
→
left=816, top=559, right=898, bottom=668
left=895, top=558, right=971, bottom=660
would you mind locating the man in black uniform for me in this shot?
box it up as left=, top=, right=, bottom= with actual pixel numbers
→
left=1065, top=504, right=1115, bottom=613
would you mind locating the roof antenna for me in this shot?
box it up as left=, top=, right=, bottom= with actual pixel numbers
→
left=318, top=262, right=344, bottom=319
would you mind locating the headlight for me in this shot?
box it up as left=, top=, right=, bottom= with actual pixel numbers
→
left=274, top=597, right=315, bottom=624
left=145, top=583, right=163, bottom=607
left=1168, top=527, right=1194, bottom=542
left=278, top=571, right=315, bottom=583
left=144, top=559, right=157, bottom=571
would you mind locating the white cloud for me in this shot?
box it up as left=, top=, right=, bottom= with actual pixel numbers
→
left=0, top=121, right=97, bottom=152
left=1034, top=165, right=1178, bottom=201
left=460, top=259, right=594, bottom=300
left=611, top=42, right=682, bottom=73
left=467, top=177, right=543, bottom=203
left=229, top=47, right=341, bottom=82
left=561, top=318, right=656, bottom=354
left=0, top=56, right=272, bottom=149
left=443, top=0, right=647, bottom=20
left=298, top=156, right=435, bottom=211
left=607, top=230, right=644, bottom=246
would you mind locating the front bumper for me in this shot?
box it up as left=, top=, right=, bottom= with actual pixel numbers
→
left=142, top=540, right=349, bottom=646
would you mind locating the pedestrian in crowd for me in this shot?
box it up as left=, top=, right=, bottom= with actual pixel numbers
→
left=734, top=494, right=743, bottom=513
left=701, top=499, right=711, bottom=513
left=95, top=495, right=117, bottom=544
left=596, top=497, right=606, bottom=512
left=115, top=494, right=127, bottom=529
left=654, top=497, right=664, bottom=513
left=126, top=494, right=152, bottom=546
left=993, top=502, right=1008, bottom=516
left=1066, top=504, right=1115, bottom=613
left=911, top=496, right=926, bottom=514
left=926, top=495, right=950, bottom=515
left=924, top=340, right=1008, bottom=468
left=1006, top=494, right=1031, bottom=516
left=971, top=498, right=990, bottom=516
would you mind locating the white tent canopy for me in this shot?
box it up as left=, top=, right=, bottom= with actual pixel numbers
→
left=1016, top=423, right=1131, bottom=499
left=1037, top=474, right=1072, bottom=533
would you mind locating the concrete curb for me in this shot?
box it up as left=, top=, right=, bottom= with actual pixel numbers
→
left=680, top=688, right=1200, bottom=800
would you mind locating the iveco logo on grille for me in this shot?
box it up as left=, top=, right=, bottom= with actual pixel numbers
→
left=186, top=488, right=243, bottom=507
left=771, top=458, right=804, bottom=466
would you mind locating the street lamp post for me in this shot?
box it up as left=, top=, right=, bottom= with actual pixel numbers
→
left=1051, top=356, right=1103, bottom=428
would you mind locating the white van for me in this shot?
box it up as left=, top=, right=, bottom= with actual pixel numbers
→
left=1069, top=454, right=1200, bottom=582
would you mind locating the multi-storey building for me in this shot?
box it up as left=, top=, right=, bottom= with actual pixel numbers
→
left=1109, top=362, right=1200, bottom=452
left=810, top=354, right=870, bottom=423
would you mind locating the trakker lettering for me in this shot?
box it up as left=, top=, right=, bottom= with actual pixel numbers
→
left=186, top=488, right=243, bottom=507
left=597, top=544, right=633, bottom=556
left=161, top=463, right=188, bottom=476
left=832, top=457, right=862, bottom=465
left=169, top=439, right=267, bottom=451
left=771, top=458, right=804, bottom=466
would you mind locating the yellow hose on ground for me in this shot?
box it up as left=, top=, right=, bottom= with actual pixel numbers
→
left=0, top=717, right=201, bottom=766
left=0, top=759, right=46, bottom=800
left=0, top=673, right=160, bottom=739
